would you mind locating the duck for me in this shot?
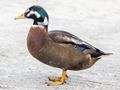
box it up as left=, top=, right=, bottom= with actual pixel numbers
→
left=15, top=5, right=112, bottom=86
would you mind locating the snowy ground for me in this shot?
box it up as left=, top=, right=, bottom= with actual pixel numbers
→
left=0, top=0, right=120, bottom=90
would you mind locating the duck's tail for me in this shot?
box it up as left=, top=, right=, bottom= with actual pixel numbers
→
left=98, top=53, right=113, bottom=58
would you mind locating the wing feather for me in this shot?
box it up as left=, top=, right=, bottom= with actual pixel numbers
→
left=49, top=30, right=104, bottom=57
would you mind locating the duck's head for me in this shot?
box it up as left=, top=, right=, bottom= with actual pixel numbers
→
left=15, top=5, right=49, bottom=28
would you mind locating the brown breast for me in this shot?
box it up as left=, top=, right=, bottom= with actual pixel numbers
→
left=27, top=26, right=47, bottom=56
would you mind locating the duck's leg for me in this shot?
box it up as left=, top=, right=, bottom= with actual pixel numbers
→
left=46, top=70, right=67, bottom=86
left=48, top=74, right=69, bottom=81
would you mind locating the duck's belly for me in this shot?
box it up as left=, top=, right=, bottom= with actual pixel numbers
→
left=27, top=37, right=88, bottom=70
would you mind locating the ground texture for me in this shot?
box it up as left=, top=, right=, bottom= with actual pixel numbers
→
left=0, top=0, right=120, bottom=90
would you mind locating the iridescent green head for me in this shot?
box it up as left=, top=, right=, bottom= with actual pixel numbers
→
left=15, top=5, right=49, bottom=28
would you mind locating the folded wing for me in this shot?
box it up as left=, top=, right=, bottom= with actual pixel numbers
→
left=49, top=30, right=106, bottom=58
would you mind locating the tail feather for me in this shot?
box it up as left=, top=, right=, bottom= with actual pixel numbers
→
left=98, top=53, right=113, bottom=58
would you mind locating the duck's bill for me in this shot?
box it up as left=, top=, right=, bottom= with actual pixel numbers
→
left=14, top=13, right=26, bottom=20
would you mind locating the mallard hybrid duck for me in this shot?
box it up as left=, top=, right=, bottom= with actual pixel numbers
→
left=15, top=5, right=112, bottom=86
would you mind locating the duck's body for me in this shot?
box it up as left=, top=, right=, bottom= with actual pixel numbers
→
left=15, top=5, right=112, bottom=86
left=27, top=26, right=98, bottom=71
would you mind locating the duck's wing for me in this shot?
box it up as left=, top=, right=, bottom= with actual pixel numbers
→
left=49, top=30, right=99, bottom=50
left=49, top=30, right=105, bottom=57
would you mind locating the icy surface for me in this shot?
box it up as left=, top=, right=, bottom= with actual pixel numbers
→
left=0, top=0, right=120, bottom=90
